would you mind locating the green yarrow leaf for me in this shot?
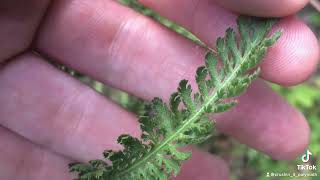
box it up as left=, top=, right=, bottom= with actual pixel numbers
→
left=69, top=16, right=282, bottom=180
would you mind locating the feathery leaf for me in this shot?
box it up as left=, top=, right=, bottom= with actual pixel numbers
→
left=69, top=16, right=282, bottom=180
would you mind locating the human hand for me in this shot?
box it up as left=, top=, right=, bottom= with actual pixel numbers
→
left=0, top=0, right=319, bottom=179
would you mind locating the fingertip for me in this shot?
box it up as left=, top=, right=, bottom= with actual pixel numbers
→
left=261, top=16, right=320, bottom=86
left=213, top=0, right=309, bottom=17
left=270, top=111, right=310, bottom=160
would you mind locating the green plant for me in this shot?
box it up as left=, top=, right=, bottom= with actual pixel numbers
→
left=68, top=16, right=282, bottom=180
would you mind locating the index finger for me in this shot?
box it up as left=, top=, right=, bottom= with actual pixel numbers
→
left=139, top=0, right=319, bottom=86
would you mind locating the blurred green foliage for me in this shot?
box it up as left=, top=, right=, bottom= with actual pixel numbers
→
left=61, top=0, right=320, bottom=179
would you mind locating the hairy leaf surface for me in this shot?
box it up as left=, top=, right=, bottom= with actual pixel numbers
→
left=69, top=16, right=282, bottom=180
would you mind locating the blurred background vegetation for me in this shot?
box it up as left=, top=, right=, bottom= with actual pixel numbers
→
left=59, top=0, right=320, bottom=179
